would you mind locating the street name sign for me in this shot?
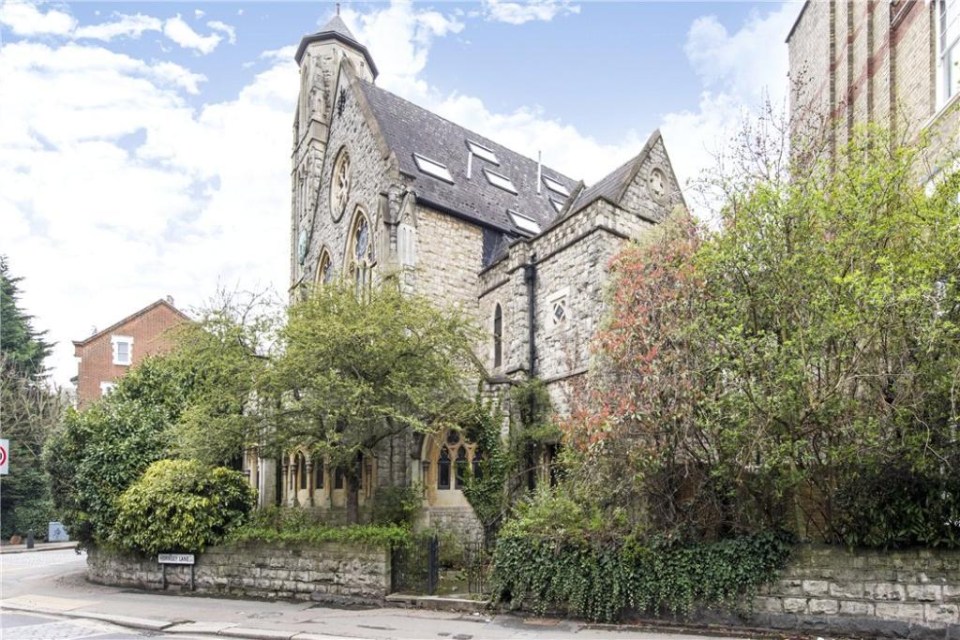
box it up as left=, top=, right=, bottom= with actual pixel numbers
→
left=157, top=553, right=195, bottom=565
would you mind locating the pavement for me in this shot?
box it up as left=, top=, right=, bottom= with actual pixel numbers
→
left=0, top=541, right=79, bottom=555
left=0, top=546, right=773, bottom=640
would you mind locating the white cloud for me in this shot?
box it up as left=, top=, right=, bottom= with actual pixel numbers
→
left=343, top=1, right=639, bottom=182
left=163, top=14, right=222, bottom=54
left=0, top=39, right=296, bottom=386
left=0, top=0, right=76, bottom=36
left=74, top=13, right=163, bottom=42
left=660, top=4, right=802, bottom=215
left=194, top=9, right=205, bottom=20
left=483, top=0, right=579, bottom=25
left=208, top=20, right=236, bottom=45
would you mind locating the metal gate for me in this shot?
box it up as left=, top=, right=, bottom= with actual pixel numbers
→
left=391, top=534, right=439, bottom=594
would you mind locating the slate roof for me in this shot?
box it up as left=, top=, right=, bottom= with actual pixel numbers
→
left=566, top=129, right=662, bottom=216
left=296, top=16, right=378, bottom=77
left=356, top=79, right=578, bottom=236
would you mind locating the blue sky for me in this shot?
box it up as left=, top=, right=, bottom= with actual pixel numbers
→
left=0, top=0, right=802, bottom=387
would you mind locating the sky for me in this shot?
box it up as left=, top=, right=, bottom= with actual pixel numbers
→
left=0, top=0, right=804, bottom=388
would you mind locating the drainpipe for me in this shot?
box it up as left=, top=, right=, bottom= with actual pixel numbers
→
left=524, top=253, right=538, bottom=377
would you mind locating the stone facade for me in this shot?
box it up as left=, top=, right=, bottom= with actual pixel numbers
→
left=87, top=542, right=390, bottom=604
left=270, top=16, right=681, bottom=535
left=788, top=0, right=959, bottom=173
left=746, top=545, right=960, bottom=639
left=72, top=299, right=190, bottom=409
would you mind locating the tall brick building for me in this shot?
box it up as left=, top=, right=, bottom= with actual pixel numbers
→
left=261, top=15, right=684, bottom=534
left=72, top=298, right=190, bottom=409
left=788, top=0, right=960, bottom=170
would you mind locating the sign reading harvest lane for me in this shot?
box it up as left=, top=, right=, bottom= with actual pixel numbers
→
left=157, top=553, right=195, bottom=565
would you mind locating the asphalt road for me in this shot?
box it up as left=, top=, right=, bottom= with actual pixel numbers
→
left=0, top=549, right=757, bottom=640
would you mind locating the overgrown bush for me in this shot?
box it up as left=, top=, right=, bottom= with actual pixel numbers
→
left=112, top=459, right=255, bottom=555
left=371, top=485, right=421, bottom=527
left=831, top=456, right=960, bottom=549
left=44, top=400, right=172, bottom=546
left=563, top=125, right=960, bottom=546
left=492, top=529, right=792, bottom=623
left=227, top=506, right=410, bottom=549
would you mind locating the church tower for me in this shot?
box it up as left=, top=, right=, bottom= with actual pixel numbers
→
left=290, top=14, right=378, bottom=288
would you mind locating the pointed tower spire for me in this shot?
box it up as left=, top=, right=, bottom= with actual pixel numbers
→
left=295, top=13, right=378, bottom=80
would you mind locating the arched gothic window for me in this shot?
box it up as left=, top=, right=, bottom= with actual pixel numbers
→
left=296, top=452, right=307, bottom=490
left=316, top=248, right=333, bottom=285
left=348, top=209, right=373, bottom=296
left=432, top=429, right=482, bottom=491
left=437, top=448, right=451, bottom=490
left=493, top=304, right=503, bottom=368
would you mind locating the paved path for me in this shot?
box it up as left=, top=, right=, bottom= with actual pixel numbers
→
left=0, top=549, right=774, bottom=640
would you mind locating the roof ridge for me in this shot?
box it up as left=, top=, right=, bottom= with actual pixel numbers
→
left=72, top=299, right=190, bottom=347
left=355, top=79, right=577, bottom=184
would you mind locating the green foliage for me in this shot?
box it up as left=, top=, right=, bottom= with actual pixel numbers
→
left=44, top=398, right=173, bottom=546
left=0, top=258, right=60, bottom=538
left=832, top=457, right=960, bottom=549
left=460, top=401, right=510, bottom=538
left=112, top=459, right=255, bottom=555
left=371, top=485, right=421, bottom=527
left=261, top=281, right=480, bottom=522
left=567, top=126, right=960, bottom=546
left=227, top=506, right=411, bottom=549
left=0, top=256, right=52, bottom=378
left=492, top=528, right=792, bottom=623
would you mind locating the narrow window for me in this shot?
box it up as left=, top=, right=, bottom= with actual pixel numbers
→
left=454, top=446, right=468, bottom=489
left=493, top=304, right=503, bottom=368
left=316, top=249, right=333, bottom=285
left=315, top=459, right=324, bottom=489
left=437, top=448, right=451, bottom=490
left=297, top=453, right=307, bottom=490
left=349, top=210, right=373, bottom=297
left=335, top=467, right=345, bottom=490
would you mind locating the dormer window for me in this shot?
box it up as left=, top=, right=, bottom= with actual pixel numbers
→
left=508, top=210, right=541, bottom=235
left=413, top=153, right=454, bottom=183
left=542, top=176, right=570, bottom=197
left=467, top=140, right=499, bottom=165
left=484, top=169, right=517, bottom=194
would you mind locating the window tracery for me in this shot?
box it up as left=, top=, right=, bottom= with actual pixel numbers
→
left=348, top=209, right=374, bottom=296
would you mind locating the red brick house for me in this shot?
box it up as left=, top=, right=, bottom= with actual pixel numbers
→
left=72, top=298, right=190, bottom=409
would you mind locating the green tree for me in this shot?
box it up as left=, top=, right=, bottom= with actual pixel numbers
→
left=567, top=127, right=960, bottom=545
left=265, top=282, right=480, bottom=523
left=0, top=258, right=59, bottom=539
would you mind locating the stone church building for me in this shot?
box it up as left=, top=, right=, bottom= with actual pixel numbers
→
left=259, top=15, right=684, bottom=535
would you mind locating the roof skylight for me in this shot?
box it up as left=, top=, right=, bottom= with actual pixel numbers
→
left=413, top=153, right=454, bottom=183
left=542, top=176, right=570, bottom=197
left=467, top=140, right=499, bottom=165
left=484, top=169, right=517, bottom=194
left=508, top=210, right=541, bottom=235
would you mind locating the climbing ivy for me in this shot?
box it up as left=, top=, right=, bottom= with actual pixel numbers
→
left=492, top=530, right=792, bottom=623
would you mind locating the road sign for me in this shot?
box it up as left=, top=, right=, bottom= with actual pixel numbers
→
left=158, top=553, right=195, bottom=565
left=0, top=438, right=8, bottom=475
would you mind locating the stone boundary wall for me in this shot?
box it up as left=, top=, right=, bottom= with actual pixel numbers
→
left=747, top=545, right=960, bottom=639
left=87, top=542, right=390, bottom=604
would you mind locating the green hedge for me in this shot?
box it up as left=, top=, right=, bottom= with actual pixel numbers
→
left=226, top=506, right=411, bottom=549
left=492, top=531, right=791, bottom=623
